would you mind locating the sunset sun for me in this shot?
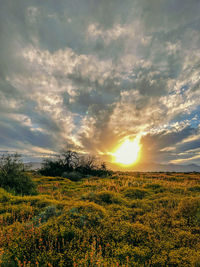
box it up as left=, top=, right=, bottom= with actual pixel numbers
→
left=112, top=137, right=141, bottom=166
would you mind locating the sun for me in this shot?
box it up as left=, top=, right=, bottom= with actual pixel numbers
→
left=112, top=137, right=141, bottom=166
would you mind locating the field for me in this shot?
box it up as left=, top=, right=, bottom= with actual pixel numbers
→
left=0, top=172, right=200, bottom=266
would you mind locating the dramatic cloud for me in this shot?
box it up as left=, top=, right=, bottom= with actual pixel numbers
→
left=0, top=0, right=200, bottom=166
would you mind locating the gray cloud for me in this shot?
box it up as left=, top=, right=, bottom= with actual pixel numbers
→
left=0, top=0, right=200, bottom=165
left=140, top=125, right=199, bottom=163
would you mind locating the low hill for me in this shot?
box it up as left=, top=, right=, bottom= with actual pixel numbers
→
left=109, top=162, right=200, bottom=172
left=132, top=162, right=200, bottom=172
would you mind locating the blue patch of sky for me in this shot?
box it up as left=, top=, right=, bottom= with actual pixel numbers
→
left=180, top=84, right=189, bottom=95
left=169, top=83, right=189, bottom=96
left=170, top=106, right=200, bottom=128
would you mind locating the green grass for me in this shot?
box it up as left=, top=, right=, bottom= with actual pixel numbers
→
left=0, top=172, right=200, bottom=266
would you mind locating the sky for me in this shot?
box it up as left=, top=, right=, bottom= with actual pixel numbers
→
left=0, top=0, right=200, bottom=166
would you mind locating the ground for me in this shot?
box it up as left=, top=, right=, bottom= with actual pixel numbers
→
left=0, top=172, right=200, bottom=266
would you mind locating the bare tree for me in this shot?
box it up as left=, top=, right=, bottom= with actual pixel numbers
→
left=40, top=150, right=111, bottom=178
left=59, top=150, right=80, bottom=170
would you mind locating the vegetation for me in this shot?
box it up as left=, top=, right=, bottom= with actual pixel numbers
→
left=0, top=154, right=36, bottom=195
left=0, top=171, right=200, bottom=266
left=40, top=150, right=111, bottom=179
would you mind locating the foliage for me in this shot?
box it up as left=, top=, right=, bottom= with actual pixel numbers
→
left=39, top=150, right=111, bottom=179
left=0, top=154, right=36, bottom=195
left=123, top=187, right=149, bottom=199
left=0, top=172, right=200, bottom=266
left=68, top=201, right=107, bottom=227
left=62, top=171, right=83, bottom=181
left=82, top=191, right=126, bottom=205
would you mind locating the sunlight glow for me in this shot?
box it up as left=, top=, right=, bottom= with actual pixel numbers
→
left=112, top=137, right=141, bottom=166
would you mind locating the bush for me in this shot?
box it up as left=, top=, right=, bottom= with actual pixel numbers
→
left=68, top=202, right=107, bottom=226
left=0, top=153, right=36, bottom=195
left=62, top=171, right=83, bottom=181
left=123, top=187, right=149, bottom=199
left=0, top=188, right=12, bottom=202
left=33, top=205, right=61, bottom=225
left=82, top=191, right=126, bottom=205
left=145, top=183, right=166, bottom=193
left=176, top=197, right=200, bottom=226
left=39, top=150, right=112, bottom=179
left=188, top=186, right=200, bottom=192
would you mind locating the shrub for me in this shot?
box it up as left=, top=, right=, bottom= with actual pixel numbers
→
left=82, top=191, right=125, bottom=205
left=176, top=197, right=200, bottom=226
left=33, top=205, right=61, bottom=225
left=0, top=154, right=36, bottom=195
left=123, top=187, right=149, bottom=199
left=68, top=202, right=107, bottom=226
left=39, top=150, right=111, bottom=178
left=168, top=247, right=200, bottom=266
left=62, top=171, right=83, bottom=181
left=145, top=183, right=166, bottom=193
left=188, top=186, right=200, bottom=192
left=0, top=188, right=12, bottom=202
left=127, top=222, right=152, bottom=245
left=96, top=191, right=125, bottom=204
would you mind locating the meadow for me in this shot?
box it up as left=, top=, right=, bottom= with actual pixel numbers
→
left=0, top=172, right=200, bottom=266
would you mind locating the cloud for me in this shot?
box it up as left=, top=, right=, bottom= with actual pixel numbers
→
left=0, top=0, right=200, bottom=165
left=140, top=124, right=200, bottom=164
left=87, top=23, right=135, bottom=45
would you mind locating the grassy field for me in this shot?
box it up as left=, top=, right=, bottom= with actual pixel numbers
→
left=0, top=172, right=200, bottom=266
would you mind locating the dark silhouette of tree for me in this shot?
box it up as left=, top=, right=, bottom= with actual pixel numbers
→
left=39, top=150, right=111, bottom=179
left=40, top=151, right=80, bottom=176
left=59, top=150, right=80, bottom=171
left=76, top=155, right=97, bottom=175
